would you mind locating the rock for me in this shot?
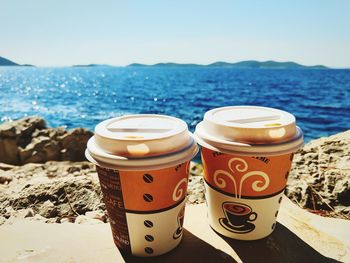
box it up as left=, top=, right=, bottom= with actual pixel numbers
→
left=39, top=200, right=58, bottom=218
left=74, top=215, right=89, bottom=224
left=85, top=210, right=106, bottom=222
left=46, top=218, right=60, bottom=223
left=24, top=208, right=34, bottom=218
left=2, top=206, right=14, bottom=219
left=190, top=162, right=203, bottom=177
left=75, top=215, right=103, bottom=224
left=59, top=128, right=93, bottom=161
left=0, top=117, right=47, bottom=164
left=8, top=208, right=34, bottom=219
left=0, top=163, right=15, bottom=171
left=0, top=122, right=16, bottom=138
left=0, top=161, right=102, bottom=224
left=0, top=138, right=19, bottom=165
left=30, top=214, right=47, bottom=222
left=0, top=117, right=93, bottom=165
left=187, top=175, right=205, bottom=205
left=336, top=183, right=350, bottom=206
left=0, top=171, right=13, bottom=184
left=0, top=216, right=6, bottom=225
left=286, top=130, right=350, bottom=216
left=60, top=217, right=73, bottom=224
left=16, top=117, right=47, bottom=141
left=67, top=166, right=80, bottom=174
left=19, top=136, right=61, bottom=164
left=32, top=127, right=66, bottom=139
left=0, top=117, right=45, bottom=164
left=0, top=116, right=46, bottom=140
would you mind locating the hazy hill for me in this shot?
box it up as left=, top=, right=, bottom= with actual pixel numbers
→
left=128, top=60, right=328, bottom=69
left=0, top=56, right=329, bottom=69
left=0, top=56, right=19, bottom=66
left=129, top=62, right=203, bottom=68
left=72, top=64, right=113, bottom=67
left=0, top=56, right=34, bottom=67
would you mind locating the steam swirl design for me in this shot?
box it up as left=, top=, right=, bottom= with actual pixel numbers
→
left=238, top=171, right=270, bottom=198
left=185, top=161, right=190, bottom=176
left=213, top=157, right=270, bottom=198
left=172, top=178, right=188, bottom=202
left=229, top=158, right=248, bottom=172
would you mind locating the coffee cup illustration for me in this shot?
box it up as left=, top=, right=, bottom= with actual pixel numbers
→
left=173, top=206, right=185, bottom=239
left=220, top=202, right=257, bottom=233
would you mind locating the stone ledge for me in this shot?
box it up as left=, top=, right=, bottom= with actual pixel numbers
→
left=1, top=196, right=348, bottom=263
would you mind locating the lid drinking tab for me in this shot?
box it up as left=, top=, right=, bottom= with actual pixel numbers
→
left=105, top=115, right=177, bottom=139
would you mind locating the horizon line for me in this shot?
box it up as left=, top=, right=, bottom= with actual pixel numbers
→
left=1, top=55, right=350, bottom=69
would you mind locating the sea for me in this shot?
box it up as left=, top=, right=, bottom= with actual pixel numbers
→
left=1, top=67, right=350, bottom=144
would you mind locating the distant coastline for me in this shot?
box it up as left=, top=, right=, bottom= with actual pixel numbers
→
left=0, top=55, right=336, bottom=69
left=72, top=64, right=113, bottom=68
left=0, top=56, right=34, bottom=67
left=127, top=61, right=328, bottom=69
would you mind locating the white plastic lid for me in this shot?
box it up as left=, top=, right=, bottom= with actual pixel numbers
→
left=195, top=106, right=303, bottom=156
left=86, top=114, right=198, bottom=170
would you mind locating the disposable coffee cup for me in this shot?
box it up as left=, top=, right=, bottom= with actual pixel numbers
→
left=194, top=106, right=303, bottom=240
left=85, top=114, right=198, bottom=256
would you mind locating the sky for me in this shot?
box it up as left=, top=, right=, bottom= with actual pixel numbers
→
left=1, top=0, right=350, bottom=67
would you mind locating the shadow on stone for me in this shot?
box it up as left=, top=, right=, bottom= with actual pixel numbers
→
left=217, top=222, right=341, bottom=263
left=122, top=228, right=236, bottom=263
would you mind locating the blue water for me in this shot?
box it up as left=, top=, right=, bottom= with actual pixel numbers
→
left=1, top=67, right=350, bottom=143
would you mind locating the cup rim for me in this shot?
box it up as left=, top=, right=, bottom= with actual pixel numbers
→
left=194, top=124, right=304, bottom=156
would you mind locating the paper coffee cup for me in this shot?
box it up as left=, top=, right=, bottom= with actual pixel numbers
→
left=86, top=114, right=198, bottom=256
left=194, top=106, right=303, bottom=240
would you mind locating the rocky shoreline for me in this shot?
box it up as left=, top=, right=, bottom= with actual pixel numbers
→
left=0, top=117, right=349, bottom=225
left=0, top=117, right=92, bottom=165
left=286, top=130, right=350, bottom=218
left=0, top=160, right=205, bottom=225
